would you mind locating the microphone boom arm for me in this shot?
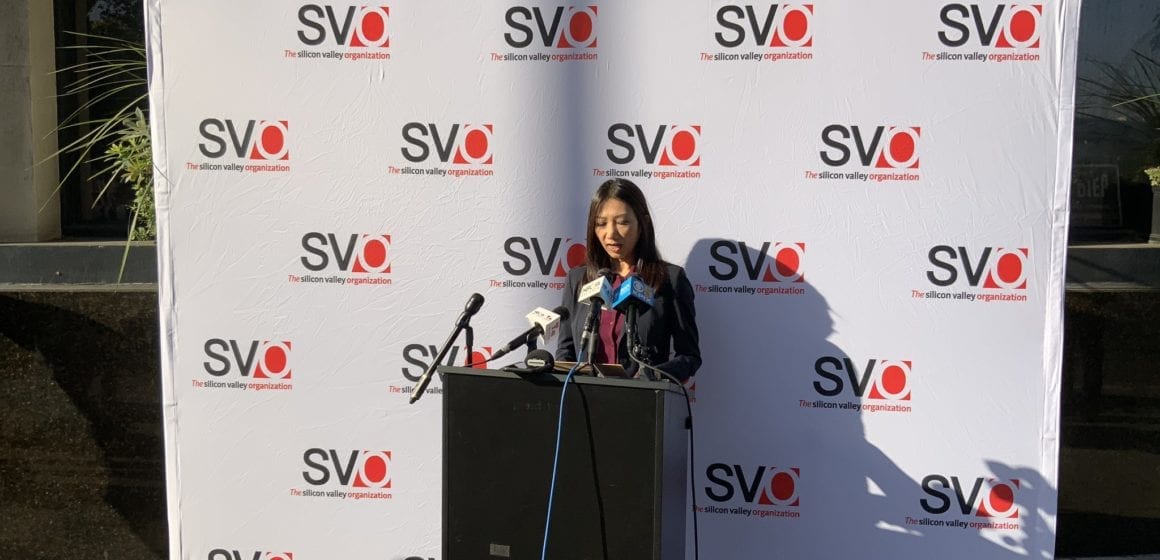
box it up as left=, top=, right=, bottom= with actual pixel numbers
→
left=410, top=293, right=484, bottom=404
left=409, top=322, right=465, bottom=404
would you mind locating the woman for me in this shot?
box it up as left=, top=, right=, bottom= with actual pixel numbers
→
left=555, top=179, right=701, bottom=381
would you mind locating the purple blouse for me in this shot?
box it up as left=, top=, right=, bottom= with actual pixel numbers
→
left=595, top=273, right=626, bottom=363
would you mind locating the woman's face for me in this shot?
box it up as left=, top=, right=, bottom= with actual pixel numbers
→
left=594, top=198, right=640, bottom=266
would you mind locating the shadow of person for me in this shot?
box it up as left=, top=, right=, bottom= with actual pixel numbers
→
left=0, top=293, right=166, bottom=558
left=983, top=460, right=1060, bottom=558
left=679, top=238, right=1055, bottom=559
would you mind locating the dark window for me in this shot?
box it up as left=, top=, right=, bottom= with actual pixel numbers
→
left=53, top=0, right=146, bottom=238
left=1062, top=2, right=1160, bottom=556
left=1072, top=2, right=1160, bottom=242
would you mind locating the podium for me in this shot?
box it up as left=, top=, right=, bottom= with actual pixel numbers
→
left=439, top=366, right=689, bottom=560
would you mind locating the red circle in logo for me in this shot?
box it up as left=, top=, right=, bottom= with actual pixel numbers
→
left=670, top=130, right=698, bottom=163
left=1009, top=10, right=1037, bottom=44
left=888, top=132, right=915, bottom=165
left=566, top=243, right=586, bottom=269
left=775, top=247, right=800, bottom=278
left=782, top=9, right=809, bottom=42
left=989, top=484, right=1015, bottom=513
left=770, top=471, right=796, bottom=502
left=261, top=126, right=285, bottom=156
left=880, top=364, right=908, bottom=396
left=569, top=11, right=594, bottom=43
left=361, top=11, right=387, bottom=43
left=464, top=129, right=490, bottom=160
left=362, top=237, right=389, bottom=269
left=357, top=451, right=392, bottom=488
left=996, top=252, right=1023, bottom=284
left=264, top=345, right=288, bottom=374
left=363, top=453, right=389, bottom=483
left=469, top=351, right=489, bottom=368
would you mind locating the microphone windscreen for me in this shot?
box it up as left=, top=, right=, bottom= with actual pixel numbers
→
left=525, top=306, right=566, bottom=342
left=551, top=304, right=570, bottom=321
left=612, top=275, right=655, bottom=312
left=578, top=275, right=612, bottom=303
left=464, top=293, right=485, bottom=315
left=525, top=349, right=555, bottom=371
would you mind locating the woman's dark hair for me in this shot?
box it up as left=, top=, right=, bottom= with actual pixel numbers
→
left=585, top=178, right=668, bottom=289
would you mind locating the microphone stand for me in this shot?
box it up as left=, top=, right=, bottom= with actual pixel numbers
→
left=580, top=301, right=600, bottom=368
left=410, top=315, right=471, bottom=404
left=624, top=306, right=656, bottom=381
left=584, top=325, right=601, bottom=376
left=463, top=325, right=474, bottom=367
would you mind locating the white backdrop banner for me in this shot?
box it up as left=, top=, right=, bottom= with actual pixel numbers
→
left=148, top=1, right=1080, bottom=558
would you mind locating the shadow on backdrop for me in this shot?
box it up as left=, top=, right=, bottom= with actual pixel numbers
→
left=682, top=238, right=1056, bottom=559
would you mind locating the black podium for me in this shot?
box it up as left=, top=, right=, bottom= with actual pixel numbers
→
left=439, top=366, right=688, bottom=560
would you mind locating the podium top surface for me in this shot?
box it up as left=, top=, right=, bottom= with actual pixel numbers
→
left=437, top=365, right=686, bottom=396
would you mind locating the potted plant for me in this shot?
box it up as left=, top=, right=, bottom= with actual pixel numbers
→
left=1147, top=167, right=1160, bottom=243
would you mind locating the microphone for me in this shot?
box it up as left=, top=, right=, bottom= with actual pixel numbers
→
left=577, top=269, right=613, bottom=303
left=578, top=269, right=613, bottom=362
left=612, top=275, right=656, bottom=379
left=500, top=348, right=556, bottom=375
left=525, top=349, right=556, bottom=372
left=490, top=305, right=570, bottom=362
left=410, top=293, right=486, bottom=404
left=456, top=292, right=485, bottom=328
left=611, top=274, right=655, bottom=314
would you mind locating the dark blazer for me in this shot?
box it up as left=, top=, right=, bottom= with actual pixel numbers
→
left=555, top=263, right=702, bottom=381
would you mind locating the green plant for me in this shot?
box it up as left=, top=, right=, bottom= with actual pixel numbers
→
left=103, top=108, right=154, bottom=241
left=50, top=32, right=152, bottom=239
left=1146, top=166, right=1160, bottom=189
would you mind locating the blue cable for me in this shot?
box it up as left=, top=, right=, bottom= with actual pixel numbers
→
left=540, top=351, right=585, bottom=560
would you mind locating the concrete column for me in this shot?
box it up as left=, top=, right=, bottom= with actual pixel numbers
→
left=0, top=0, right=61, bottom=242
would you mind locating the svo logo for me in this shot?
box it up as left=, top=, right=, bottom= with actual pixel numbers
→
left=921, top=475, right=1021, bottom=518
left=208, top=552, right=292, bottom=560
left=203, top=339, right=292, bottom=379
left=813, top=357, right=912, bottom=401
left=400, top=123, right=494, bottom=165
left=503, top=237, right=585, bottom=277
left=301, top=233, right=392, bottom=274
left=820, top=125, right=920, bottom=169
left=401, top=345, right=493, bottom=382
left=708, top=241, right=805, bottom=283
left=714, top=4, right=814, bottom=48
left=302, top=449, right=392, bottom=488
left=938, top=4, right=1041, bottom=49
left=504, top=6, right=597, bottom=49
left=705, top=464, right=800, bottom=507
left=297, top=5, right=389, bottom=47
left=606, top=124, right=701, bottom=167
left=198, top=119, right=289, bottom=160
left=927, top=246, right=1027, bottom=290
